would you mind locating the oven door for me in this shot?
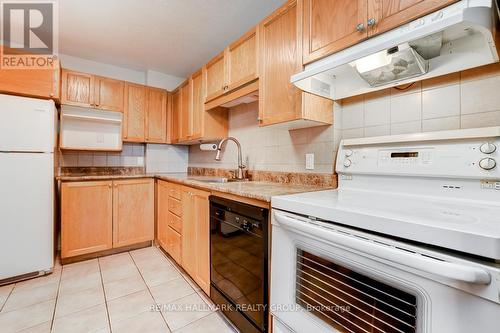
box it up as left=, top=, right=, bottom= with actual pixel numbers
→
left=271, top=210, right=500, bottom=333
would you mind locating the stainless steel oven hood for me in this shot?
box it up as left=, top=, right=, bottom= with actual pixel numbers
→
left=291, top=0, right=499, bottom=101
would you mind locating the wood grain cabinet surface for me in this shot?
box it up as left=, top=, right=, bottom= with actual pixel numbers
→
left=112, top=178, right=155, bottom=248
left=258, top=0, right=333, bottom=128
left=156, top=180, right=183, bottom=265
left=145, top=87, right=168, bottom=143
left=123, top=83, right=147, bottom=142
left=170, top=88, right=181, bottom=143
left=0, top=59, right=61, bottom=101
left=301, top=0, right=458, bottom=64
left=61, top=69, right=95, bottom=107
left=61, top=179, right=154, bottom=259
left=61, top=181, right=113, bottom=259
left=94, top=76, right=124, bottom=112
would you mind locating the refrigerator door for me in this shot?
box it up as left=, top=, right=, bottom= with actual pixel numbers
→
left=0, top=94, right=56, bottom=153
left=0, top=153, right=54, bottom=280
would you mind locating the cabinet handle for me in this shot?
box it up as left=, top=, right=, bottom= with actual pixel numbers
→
left=356, top=23, right=365, bottom=32
left=108, top=184, right=112, bottom=188
left=367, top=18, right=376, bottom=27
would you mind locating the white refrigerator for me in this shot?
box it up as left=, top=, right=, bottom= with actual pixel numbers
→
left=0, top=93, right=56, bottom=281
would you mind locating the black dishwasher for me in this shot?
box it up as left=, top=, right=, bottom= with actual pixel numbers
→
left=209, top=196, right=269, bottom=333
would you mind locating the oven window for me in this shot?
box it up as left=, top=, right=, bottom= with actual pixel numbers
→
left=296, top=250, right=417, bottom=333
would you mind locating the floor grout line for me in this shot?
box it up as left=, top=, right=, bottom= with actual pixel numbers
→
left=129, top=247, right=174, bottom=332
left=48, top=269, right=63, bottom=333
left=97, top=256, right=113, bottom=333
left=0, top=285, right=15, bottom=313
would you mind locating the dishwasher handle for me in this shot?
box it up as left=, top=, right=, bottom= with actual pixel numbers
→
left=274, top=211, right=491, bottom=285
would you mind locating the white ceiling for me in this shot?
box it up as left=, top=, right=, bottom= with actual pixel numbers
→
left=58, top=0, right=285, bottom=78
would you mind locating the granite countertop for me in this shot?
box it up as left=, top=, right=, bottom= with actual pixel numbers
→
left=57, top=173, right=331, bottom=202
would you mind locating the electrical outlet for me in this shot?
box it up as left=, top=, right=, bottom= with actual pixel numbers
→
left=306, top=153, right=314, bottom=170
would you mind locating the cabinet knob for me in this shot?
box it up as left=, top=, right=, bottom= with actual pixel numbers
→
left=367, top=18, right=377, bottom=27
left=356, top=23, right=365, bottom=32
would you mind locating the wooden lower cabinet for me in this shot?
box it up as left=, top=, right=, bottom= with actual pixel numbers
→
left=156, top=181, right=210, bottom=295
left=61, top=181, right=113, bottom=258
left=61, top=179, right=154, bottom=259
left=113, top=179, right=154, bottom=247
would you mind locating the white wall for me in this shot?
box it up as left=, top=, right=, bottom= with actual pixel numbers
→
left=146, top=70, right=185, bottom=90
left=59, top=54, right=146, bottom=84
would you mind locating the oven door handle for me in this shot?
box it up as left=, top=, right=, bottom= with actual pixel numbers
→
left=274, top=212, right=491, bottom=285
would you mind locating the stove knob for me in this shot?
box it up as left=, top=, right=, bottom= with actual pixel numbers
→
left=479, top=158, right=496, bottom=170
left=480, top=142, right=497, bottom=154
left=344, top=149, right=353, bottom=157
left=343, top=159, right=352, bottom=167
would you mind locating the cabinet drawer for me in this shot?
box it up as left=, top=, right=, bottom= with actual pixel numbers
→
left=168, top=211, right=182, bottom=234
left=168, top=197, right=182, bottom=216
left=168, top=183, right=181, bottom=200
left=167, top=226, right=182, bottom=265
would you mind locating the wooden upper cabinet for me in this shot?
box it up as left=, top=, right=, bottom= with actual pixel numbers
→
left=259, top=0, right=333, bottom=128
left=301, top=0, right=459, bottom=64
left=60, top=181, right=113, bottom=259
left=112, top=178, right=154, bottom=248
left=0, top=60, right=61, bottom=101
left=204, top=52, right=226, bottom=102
left=367, top=0, right=458, bottom=36
left=170, top=89, right=181, bottom=143
left=123, top=83, right=146, bottom=142
left=226, top=27, right=259, bottom=91
left=61, top=69, right=94, bottom=107
left=62, top=69, right=125, bottom=112
left=190, top=70, right=204, bottom=140
left=302, top=0, right=368, bottom=64
left=94, top=76, right=124, bottom=112
left=145, top=87, right=167, bottom=143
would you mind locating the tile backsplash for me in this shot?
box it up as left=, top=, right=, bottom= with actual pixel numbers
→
left=189, top=62, right=500, bottom=174
left=59, top=143, right=145, bottom=168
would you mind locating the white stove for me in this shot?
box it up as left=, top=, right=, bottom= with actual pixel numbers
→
left=270, top=127, right=500, bottom=333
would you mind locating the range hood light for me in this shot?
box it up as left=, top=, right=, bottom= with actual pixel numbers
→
left=350, top=49, right=393, bottom=74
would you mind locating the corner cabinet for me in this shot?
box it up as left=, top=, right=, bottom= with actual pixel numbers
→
left=301, top=0, right=458, bottom=64
left=61, top=179, right=154, bottom=259
left=259, top=0, right=333, bottom=129
left=145, top=87, right=168, bottom=143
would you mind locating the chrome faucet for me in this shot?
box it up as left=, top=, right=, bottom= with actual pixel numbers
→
left=215, top=137, right=246, bottom=180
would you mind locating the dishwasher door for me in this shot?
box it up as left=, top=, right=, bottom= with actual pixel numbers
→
left=209, top=196, right=269, bottom=333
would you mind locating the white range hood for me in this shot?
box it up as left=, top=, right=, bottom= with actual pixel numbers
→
left=292, top=0, right=499, bottom=101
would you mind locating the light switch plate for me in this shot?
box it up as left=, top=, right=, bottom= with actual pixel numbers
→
left=306, top=153, right=314, bottom=170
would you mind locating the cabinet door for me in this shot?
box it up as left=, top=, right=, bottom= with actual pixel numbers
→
left=145, top=87, right=167, bottom=143
left=204, top=52, right=226, bottom=102
left=156, top=180, right=169, bottom=250
left=226, top=27, right=259, bottom=91
left=0, top=61, right=60, bottom=100
left=94, top=76, right=124, bottom=112
left=192, top=189, right=210, bottom=295
left=367, top=0, right=457, bottom=36
left=190, top=70, right=204, bottom=140
left=113, top=179, right=154, bottom=248
left=181, top=187, right=196, bottom=276
left=170, top=89, right=181, bottom=143
left=179, top=81, right=191, bottom=142
left=123, top=83, right=146, bottom=142
left=302, top=0, right=368, bottom=64
left=61, top=69, right=94, bottom=107
left=258, top=1, right=302, bottom=126
left=61, top=181, right=113, bottom=258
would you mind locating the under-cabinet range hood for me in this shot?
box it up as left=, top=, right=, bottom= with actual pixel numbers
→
left=292, top=0, right=499, bottom=101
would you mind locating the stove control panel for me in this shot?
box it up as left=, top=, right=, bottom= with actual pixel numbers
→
left=337, top=134, right=500, bottom=179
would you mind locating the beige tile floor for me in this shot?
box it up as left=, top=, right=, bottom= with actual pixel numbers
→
left=0, top=246, right=236, bottom=333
